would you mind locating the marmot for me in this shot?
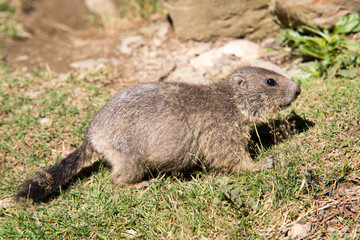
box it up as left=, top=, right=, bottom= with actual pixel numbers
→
left=16, top=66, right=301, bottom=202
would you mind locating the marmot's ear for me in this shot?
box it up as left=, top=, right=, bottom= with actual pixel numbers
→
left=230, top=74, right=244, bottom=86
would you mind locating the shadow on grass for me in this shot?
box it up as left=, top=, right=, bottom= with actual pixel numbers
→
left=248, top=111, right=315, bottom=158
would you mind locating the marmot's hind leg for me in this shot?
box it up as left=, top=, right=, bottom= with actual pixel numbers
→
left=109, top=152, right=150, bottom=189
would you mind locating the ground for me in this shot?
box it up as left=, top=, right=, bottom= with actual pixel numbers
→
left=0, top=1, right=360, bottom=239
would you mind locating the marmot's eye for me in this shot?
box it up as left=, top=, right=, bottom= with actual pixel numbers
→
left=266, top=78, right=277, bottom=86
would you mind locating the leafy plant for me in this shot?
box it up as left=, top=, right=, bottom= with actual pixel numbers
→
left=281, top=13, right=360, bottom=80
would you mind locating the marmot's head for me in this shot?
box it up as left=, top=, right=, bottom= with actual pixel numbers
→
left=229, top=66, right=301, bottom=120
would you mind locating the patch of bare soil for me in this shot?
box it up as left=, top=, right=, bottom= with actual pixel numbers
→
left=1, top=0, right=287, bottom=89
left=2, top=0, right=94, bottom=71
left=1, top=0, right=147, bottom=74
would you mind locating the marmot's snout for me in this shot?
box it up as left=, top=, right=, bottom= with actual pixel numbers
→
left=280, top=83, right=301, bottom=109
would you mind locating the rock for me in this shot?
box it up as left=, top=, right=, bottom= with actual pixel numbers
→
left=39, top=118, right=52, bottom=127
left=161, top=0, right=280, bottom=41
left=272, top=0, right=359, bottom=29
left=189, top=39, right=261, bottom=75
left=167, top=67, right=210, bottom=84
left=209, top=56, right=234, bottom=76
left=289, top=223, right=311, bottom=238
left=14, top=55, right=29, bottom=62
left=190, top=49, right=223, bottom=74
left=124, top=229, right=137, bottom=238
left=70, top=58, right=108, bottom=69
left=193, top=43, right=211, bottom=57
left=118, top=35, right=145, bottom=55
left=220, top=40, right=260, bottom=60
left=84, top=0, right=118, bottom=19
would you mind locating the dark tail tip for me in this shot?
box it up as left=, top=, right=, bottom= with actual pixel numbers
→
left=16, top=141, right=93, bottom=202
left=15, top=176, right=54, bottom=202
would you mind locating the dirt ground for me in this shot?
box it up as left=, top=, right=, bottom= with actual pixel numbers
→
left=2, top=0, right=97, bottom=72
left=1, top=0, right=157, bottom=76
left=0, top=0, right=285, bottom=89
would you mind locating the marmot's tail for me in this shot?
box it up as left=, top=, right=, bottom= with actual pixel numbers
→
left=16, top=140, right=93, bottom=202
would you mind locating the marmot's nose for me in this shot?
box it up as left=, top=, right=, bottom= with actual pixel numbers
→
left=295, top=85, right=301, bottom=97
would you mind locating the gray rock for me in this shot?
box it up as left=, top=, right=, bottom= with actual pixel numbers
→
left=39, top=118, right=52, bottom=127
left=189, top=40, right=261, bottom=74
left=118, top=35, right=144, bottom=55
left=70, top=58, right=108, bottom=69
left=193, top=43, right=211, bottom=56
left=220, top=40, right=260, bottom=60
left=289, top=223, right=311, bottom=238
left=190, top=49, right=223, bottom=74
left=14, top=55, right=29, bottom=62
left=272, top=0, right=359, bottom=29
left=167, top=67, right=210, bottom=84
left=84, top=0, right=118, bottom=19
left=161, top=0, right=280, bottom=41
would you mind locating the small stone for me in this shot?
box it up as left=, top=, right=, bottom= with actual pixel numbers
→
left=124, top=229, right=137, bottom=238
left=118, top=35, right=144, bottom=55
left=220, top=40, right=260, bottom=60
left=289, top=223, right=311, bottom=238
left=40, top=118, right=52, bottom=127
left=84, top=0, right=117, bottom=18
left=190, top=49, right=223, bottom=74
left=157, top=23, right=169, bottom=39
left=194, top=43, right=211, bottom=56
left=167, top=67, right=210, bottom=84
left=70, top=58, right=108, bottom=69
left=14, top=55, right=29, bottom=62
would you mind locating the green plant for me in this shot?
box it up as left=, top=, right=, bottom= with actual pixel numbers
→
left=281, top=13, right=360, bottom=80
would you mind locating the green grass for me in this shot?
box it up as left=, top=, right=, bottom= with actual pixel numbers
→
left=1, top=57, right=360, bottom=237
left=0, top=0, right=22, bottom=39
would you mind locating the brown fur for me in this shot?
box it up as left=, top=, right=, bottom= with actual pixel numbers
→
left=16, top=66, right=301, bottom=201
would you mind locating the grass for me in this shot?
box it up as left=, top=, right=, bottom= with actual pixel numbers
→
left=0, top=0, right=22, bottom=39
left=1, top=56, right=359, bottom=238
left=0, top=8, right=360, bottom=236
